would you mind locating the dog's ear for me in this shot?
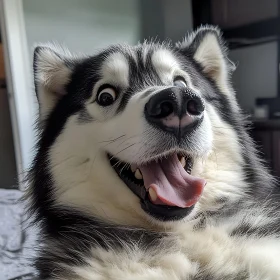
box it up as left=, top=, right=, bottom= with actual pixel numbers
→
left=177, top=26, right=235, bottom=92
left=33, top=45, right=75, bottom=118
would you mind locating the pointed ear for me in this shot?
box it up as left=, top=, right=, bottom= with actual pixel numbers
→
left=177, top=26, right=235, bottom=93
left=33, top=45, right=74, bottom=118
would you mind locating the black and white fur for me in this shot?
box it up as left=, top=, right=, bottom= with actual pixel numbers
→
left=26, top=26, right=280, bottom=279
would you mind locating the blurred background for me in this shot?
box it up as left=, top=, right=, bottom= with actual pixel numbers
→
left=0, top=0, right=279, bottom=278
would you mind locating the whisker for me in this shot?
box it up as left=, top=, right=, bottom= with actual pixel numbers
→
left=98, top=134, right=126, bottom=144
left=111, top=159, right=122, bottom=168
left=115, top=143, right=136, bottom=157
left=120, top=162, right=130, bottom=175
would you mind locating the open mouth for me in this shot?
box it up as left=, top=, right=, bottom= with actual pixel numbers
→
left=109, top=153, right=206, bottom=221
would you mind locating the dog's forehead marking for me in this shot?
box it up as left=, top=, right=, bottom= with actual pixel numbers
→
left=150, top=48, right=199, bottom=95
left=151, top=49, right=180, bottom=82
left=101, top=52, right=129, bottom=88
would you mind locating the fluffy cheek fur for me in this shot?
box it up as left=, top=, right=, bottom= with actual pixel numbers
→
left=49, top=118, right=149, bottom=227
left=197, top=104, right=246, bottom=212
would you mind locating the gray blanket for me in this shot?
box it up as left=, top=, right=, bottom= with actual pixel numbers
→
left=0, top=189, right=36, bottom=280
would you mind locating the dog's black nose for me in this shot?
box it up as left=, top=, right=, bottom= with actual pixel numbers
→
left=145, top=87, right=204, bottom=140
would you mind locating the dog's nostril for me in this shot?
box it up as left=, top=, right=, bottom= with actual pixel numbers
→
left=146, top=99, right=175, bottom=119
left=186, top=99, right=204, bottom=116
left=158, top=101, right=174, bottom=118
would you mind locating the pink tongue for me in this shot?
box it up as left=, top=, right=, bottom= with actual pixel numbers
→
left=139, top=154, right=206, bottom=208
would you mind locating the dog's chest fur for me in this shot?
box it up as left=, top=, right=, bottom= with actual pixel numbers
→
left=43, top=220, right=280, bottom=280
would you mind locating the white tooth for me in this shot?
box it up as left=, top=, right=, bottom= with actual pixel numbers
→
left=180, top=156, right=186, bottom=167
left=149, top=188, right=157, bottom=202
left=135, top=169, right=142, bottom=180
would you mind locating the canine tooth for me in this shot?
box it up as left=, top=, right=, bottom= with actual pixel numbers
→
left=180, top=157, right=186, bottom=167
left=149, top=188, right=157, bottom=202
left=135, top=169, right=142, bottom=180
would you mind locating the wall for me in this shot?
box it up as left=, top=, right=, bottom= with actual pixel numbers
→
left=140, top=0, right=165, bottom=40
left=230, top=42, right=278, bottom=112
left=163, top=0, right=193, bottom=42
left=23, top=0, right=141, bottom=55
left=24, top=0, right=193, bottom=56
left=140, top=0, right=193, bottom=42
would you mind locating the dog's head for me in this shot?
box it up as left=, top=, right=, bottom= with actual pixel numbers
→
left=30, top=26, right=249, bottom=227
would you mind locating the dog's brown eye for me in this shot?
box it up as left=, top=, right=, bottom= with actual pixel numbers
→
left=173, top=78, right=187, bottom=88
left=97, top=87, right=116, bottom=106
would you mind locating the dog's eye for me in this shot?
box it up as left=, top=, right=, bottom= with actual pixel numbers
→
left=173, top=78, right=187, bottom=88
left=97, top=87, right=117, bottom=106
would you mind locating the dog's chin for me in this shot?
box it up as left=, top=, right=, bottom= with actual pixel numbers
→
left=108, top=151, right=205, bottom=222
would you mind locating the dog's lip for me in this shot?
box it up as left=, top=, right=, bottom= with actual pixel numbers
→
left=108, top=152, right=197, bottom=221
left=141, top=196, right=195, bottom=221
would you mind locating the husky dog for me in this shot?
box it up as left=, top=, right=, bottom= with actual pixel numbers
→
left=27, top=26, right=280, bottom=279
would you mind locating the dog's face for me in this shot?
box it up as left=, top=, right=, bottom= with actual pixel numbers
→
left=32, top=27, right=245, bottom=227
